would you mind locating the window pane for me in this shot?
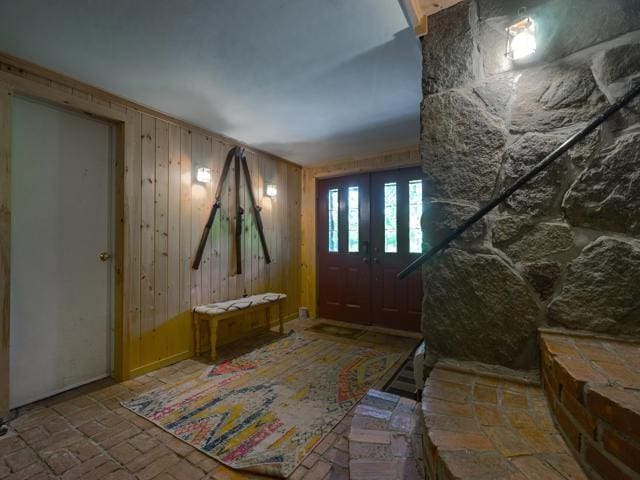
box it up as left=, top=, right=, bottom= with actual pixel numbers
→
left=384, top=183, right=397, bottom=253
left=409, top=179, right=423, bottom=253
left=348, top=186, right=359, bottom=252
left=328, top=189, right=339, bottom=252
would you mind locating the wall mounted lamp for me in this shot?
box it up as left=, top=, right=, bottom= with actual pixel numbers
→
left=506, top=9, right=536, bottom=60
left=265, top=183, right=278, bottom=198
left=196, top=166, right=212, bottom=183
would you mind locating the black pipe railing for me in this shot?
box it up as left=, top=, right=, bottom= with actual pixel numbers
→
left=397, top=81, right=640, bottom=280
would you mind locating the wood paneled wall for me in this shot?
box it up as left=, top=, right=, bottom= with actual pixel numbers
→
left=300, top=149, right=419, bottom=318
left=0, top=53, right=301, bottom=395
left=128, top=113, right=301, bottom=376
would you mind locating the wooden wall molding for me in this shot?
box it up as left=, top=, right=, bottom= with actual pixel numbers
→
left=0, top=82, right=11, bottom=419
left=0, top=53, right=302, bottom=410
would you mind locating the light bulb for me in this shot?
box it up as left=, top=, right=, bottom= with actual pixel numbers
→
left=511, top=29, right=536, bottom=60
left=196, top=167, right=211, bottom=183
left=265, top=184, right=278, bottom=197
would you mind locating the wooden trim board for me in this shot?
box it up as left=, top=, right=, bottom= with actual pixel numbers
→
left=0, top=82, right=11, bottom=419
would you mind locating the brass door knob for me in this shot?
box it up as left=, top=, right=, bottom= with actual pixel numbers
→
left=99, top=252, right=112, bottom=262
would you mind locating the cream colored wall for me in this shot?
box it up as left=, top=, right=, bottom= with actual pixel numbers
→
left=299, top=148, right=420, bottom=318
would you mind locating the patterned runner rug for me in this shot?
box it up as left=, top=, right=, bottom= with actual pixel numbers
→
left=123, top=333, right=403, bottom=477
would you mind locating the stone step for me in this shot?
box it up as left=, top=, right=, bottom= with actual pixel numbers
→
left=347, top=389, right=425, bottom=480
left=540, top=327, right=640, bottom=479
left=421, top=360, right=587, bottom=479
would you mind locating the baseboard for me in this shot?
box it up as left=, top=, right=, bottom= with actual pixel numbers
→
left=128, top=350, right=192, bottom=378
left=128, top=314, right=298, bottom=378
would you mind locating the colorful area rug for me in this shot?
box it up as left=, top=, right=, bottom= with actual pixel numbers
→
left=123, top=333, right=402, bottom=477
left=306, top=322, right=365, bottom=339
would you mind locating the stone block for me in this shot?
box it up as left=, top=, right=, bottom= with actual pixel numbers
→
left=511, top=64, right=607, bottom=134
left=422, top=200, right=486, bottom=246
left=472, top=72, right=517, bottom=120
left=502, top=132, right=569, bottom=217
left=480, top=0, right=640, bottom=62
left=421, top=1, right=480, bottom=94
left=500, top=222, right=575, bottom=262
left=548, top=237, right=640, bottom=335
left=564, top=132, right=640, bottom=237
left=593, top=41, right=640, bottom=89
left=421, top=90, right=506, bottom=203
left=422, top=248, right=542, bottom=367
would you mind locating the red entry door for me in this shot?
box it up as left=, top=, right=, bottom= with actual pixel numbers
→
left=317, top=174, right=371, bottom=324
left=370, top=168, right=424, bottom=331
left=317, top=167, right=424, bottom=331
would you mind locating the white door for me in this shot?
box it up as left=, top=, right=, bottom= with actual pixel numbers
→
left=10, top=97, right=113, bottom=408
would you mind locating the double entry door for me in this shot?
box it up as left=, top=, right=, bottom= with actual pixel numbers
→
left=317, top=167, right=424, bottom=331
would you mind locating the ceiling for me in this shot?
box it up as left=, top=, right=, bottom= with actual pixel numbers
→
left=0, top=0, right=422, bottom=166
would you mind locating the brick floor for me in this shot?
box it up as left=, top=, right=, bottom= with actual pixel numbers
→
left=421, top=360, right=587, bottom=480
left=347, top=390, right=424, bottom=480
left=540, top=327, right=640, bottom=480
left=1, top=318, right=417, bottom=479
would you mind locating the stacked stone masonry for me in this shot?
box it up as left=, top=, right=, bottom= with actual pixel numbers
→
left=421, top=362, right=587, bottom=479
left=420, top=0, right=640, bottom=368
left=540, top=328, right=640, bottom=480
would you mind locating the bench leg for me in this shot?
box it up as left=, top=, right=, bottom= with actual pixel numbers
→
left=193, top=313, right=201, bottom=357
left=209, top=319, right=218, bottom=362
left=278, top=300, right=284, bottom=334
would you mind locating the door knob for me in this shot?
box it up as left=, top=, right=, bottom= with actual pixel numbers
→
left=99, top=252, right=112, bottom=262
left=362, top=257, right=370, bottom=264
left=373, top=257, right=379, bottom=264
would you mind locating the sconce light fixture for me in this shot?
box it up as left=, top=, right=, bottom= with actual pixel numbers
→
left=506, top=9, right=536, bottom=60
left=196, top=166, right=212, bottom=183
left=265, top=184, right=278, bottom=198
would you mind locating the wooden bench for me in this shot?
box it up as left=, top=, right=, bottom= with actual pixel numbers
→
left=192, top=293, right=287, bottom=361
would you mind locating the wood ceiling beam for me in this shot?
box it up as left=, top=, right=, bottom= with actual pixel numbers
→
left=400, top=0, right=463, bottom=37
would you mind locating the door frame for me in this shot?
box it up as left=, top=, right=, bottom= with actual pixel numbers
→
left=314, top=166, right=424, bottom=327
left=9, top=95, right=117, bottom=408
left=0, top=76, right=128, bottom=419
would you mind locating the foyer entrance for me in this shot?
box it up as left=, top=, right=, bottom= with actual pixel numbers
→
left=317, top=167, right=424, bottom=331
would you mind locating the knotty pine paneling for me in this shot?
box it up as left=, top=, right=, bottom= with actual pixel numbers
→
left=0, top=53, right=302, bottom=384
left=131, top=114, right=301, bottom=376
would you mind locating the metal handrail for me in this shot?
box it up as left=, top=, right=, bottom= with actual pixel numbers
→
left=397, top=81, right=640, bottom=280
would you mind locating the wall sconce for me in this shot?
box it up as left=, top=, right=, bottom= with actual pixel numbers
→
left=265, top=184, right=278, bottom=198
left=506, top=9, right=536, bottom=60
left=196, top=166, right=212, bottom=183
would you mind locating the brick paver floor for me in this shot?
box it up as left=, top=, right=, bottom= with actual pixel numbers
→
left=348, top=390, right=424, bottom=480
left=0, top=318, right=417, bottom=479
left=421, top=360, right=587, bottom=479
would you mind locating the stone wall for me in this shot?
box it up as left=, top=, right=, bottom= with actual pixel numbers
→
left=420, top=0, right=640, bottom=368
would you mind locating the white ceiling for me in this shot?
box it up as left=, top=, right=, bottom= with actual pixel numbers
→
left=0, top=0, right=422, bottom=166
